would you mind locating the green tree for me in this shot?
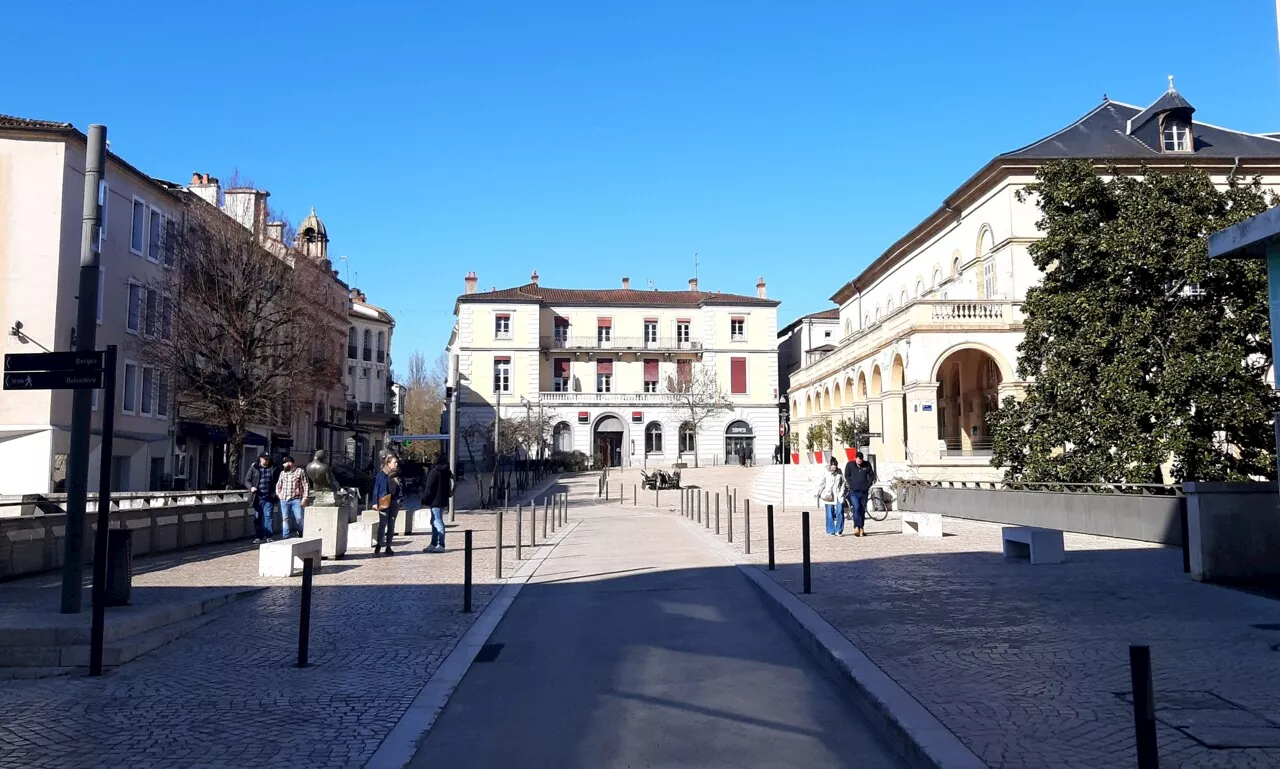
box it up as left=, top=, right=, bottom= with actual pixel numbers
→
left=989, top=160, right=1279, bottom=484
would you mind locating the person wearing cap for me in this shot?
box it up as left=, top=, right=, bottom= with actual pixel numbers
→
left=842, top=451, right=876, bottom=537
left=243, top=453, right=280, bottom=544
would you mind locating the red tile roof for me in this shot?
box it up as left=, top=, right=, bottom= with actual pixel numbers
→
left=459, top=283, right=779, bottom=308
left=0, top=114, right=74, bottom=130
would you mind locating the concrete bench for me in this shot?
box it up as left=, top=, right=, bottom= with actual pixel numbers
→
left=258, top=537, right=322, bottom=577
left=348, top=521, right=377, bottom=549
left=901, top=511, right=943, bottom=537
left=1001, top=526, right=1065, bottom=565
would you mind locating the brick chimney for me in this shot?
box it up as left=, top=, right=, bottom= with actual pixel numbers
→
left=350, top=288, right=368, bottom=303
left=757, top=277, right=767, bottom=299
left=464, top=272, right=478, bottom=295
left=622, top=276, right=630, bottom=289
left=530, top=270, right=539, bottom=287
left=688, top=277, right=699, bottom=292
left=189, top=172, right=220, bottom=207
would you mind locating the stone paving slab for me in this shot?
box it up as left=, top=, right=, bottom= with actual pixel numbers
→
left=641, top=484, right=1280, bottom=769
left=0, top=481, right=588, bottom=769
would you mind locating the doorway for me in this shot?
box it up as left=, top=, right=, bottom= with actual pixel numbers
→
left=593, top=415, right=626, bottom=468
left=724, top=421, right=755, bottom=465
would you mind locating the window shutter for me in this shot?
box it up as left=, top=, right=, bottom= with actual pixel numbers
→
left=555, top=358, right=570, bottom=377
left=554, top=316, right=569, bottom=327
left=597, top=317, right=612, bottom=328
left=494, top=356, right=511, bottom=363
left=597, top=358, right=613, bottom=375
left=730, top=357, right=747, bottom=394
left=676, top=359, right=691, bottom=383
left=643, top=359, right=658, bottom=381
left=644, top=317, right=658, bottom=324
left=676, top=317, right=691, bottom=324
left=164, top=218, right=176, bottom=265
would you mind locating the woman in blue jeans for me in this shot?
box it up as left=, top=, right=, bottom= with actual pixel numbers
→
left=371, top=455, right=402, bottom=556
left=815, top=458, right=848, bottom=536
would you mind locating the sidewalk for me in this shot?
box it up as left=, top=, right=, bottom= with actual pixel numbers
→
left=408, top=489, right=900, bottom=769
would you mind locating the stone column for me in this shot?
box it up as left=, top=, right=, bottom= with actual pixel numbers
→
left=904, top=383, right=941, bottom=463
left=881, top=391, right=906, bottom=463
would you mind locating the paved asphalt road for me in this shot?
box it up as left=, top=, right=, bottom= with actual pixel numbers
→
left=410, top=505, right=902, bottom=769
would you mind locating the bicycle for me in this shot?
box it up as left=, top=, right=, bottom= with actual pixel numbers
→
left=843, top=485, right=891, bottom=522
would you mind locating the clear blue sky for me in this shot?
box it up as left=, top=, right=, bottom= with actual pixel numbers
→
left=5, top=1, right=1280, bottom=368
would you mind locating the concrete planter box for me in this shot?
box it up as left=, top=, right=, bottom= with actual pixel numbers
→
left=1185, top=482, right=1280, bottom=583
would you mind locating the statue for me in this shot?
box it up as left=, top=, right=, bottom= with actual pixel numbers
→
left=305, top=450, right=348, bottom=507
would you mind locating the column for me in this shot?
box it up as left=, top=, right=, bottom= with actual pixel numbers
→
left=904, top=383, right=941, bottom=464
left=881, top=391, right=906, bottom=463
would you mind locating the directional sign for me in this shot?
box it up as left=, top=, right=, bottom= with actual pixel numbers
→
left=3, top=370, right=105, bottom=390
left=4, top=351, right=106, bottom=373
left=860, top=432, right=883, bottom=439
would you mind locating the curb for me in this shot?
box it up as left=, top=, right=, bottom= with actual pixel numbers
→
left=672, top=511, right=987, bottom=769
left=366, top=516, right=582, bottom=769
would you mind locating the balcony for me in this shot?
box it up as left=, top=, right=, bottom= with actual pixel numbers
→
left=540, top=336, right=702, bottom=352
left=940, top=437, right=994, bottom=457
left=537, top=391, right=673, bottom=405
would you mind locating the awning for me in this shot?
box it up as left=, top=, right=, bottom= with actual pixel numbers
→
left=178, top=422, right=268, bottom=446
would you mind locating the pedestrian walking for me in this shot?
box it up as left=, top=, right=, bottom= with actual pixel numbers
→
left=244, top=453, right=281, bottom=543
left=421, top=453, right=454, bottom=553
left=815, top=457, right=848, bottom=536
left=843, top=451, right=876, bottom=537
left=275, top=455, right=309, bottom=538
left=372, top=454, right=403, bottom=556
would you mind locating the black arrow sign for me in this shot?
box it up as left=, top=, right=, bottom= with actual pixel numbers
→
left=4, top=351, right=107, bottom=373
left=3, top=371, right=105, bottom=390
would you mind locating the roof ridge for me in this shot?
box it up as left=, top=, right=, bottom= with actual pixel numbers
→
left=997, top=100, right=1116, bottom=158
left=0, top=113, right=75, bottom=130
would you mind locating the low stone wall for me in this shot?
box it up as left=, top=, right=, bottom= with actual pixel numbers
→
left=1185, top=481, right=1280, bottom=583
left=903, top=483, right=1185, bottom=545
left=0, top=491, right=253, bottom=579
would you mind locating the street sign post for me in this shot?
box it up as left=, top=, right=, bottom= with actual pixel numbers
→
left=3, top=371, right=106, bottom=390
left=4, top=351, right=107, bottom=373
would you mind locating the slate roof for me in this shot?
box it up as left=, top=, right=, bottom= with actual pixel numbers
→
left=458, top=282, right=779, bottom=308
left=0, top=113, right=73, bottom=130
left=1001, top=98, right=1280, bottom=160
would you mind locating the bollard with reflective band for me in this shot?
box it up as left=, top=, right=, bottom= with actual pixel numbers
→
left=744, top=499, right=751, bottom=554
left=516, top=505, right=524, bottom=560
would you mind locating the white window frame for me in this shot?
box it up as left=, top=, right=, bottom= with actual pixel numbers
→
left=645, top=422, right=663, bottom=454
left=122, top=360, right=138, bottom=415
left=553, top=360, right=570, bottom=392
left=644, top=322, right=658, bottom=345
left=130, top=196, right=146, bottom=256
left=140, top=365, right=156, bottom=416
left=126, top=282, right=144, bottom=335
left=147, top=207, right=163, bottom=263
left=597, top=324, right=612, bottom=344
left=495, top=314, right=512, bottom=340
left=730, top=318, right=746, bottom=341
left=676, top=322, right=690, bottom=344
left=982, top=258, right=997, bottom=299
left=596, top=372, right=612, bottom=393
left=1162, top=121, right=1191, bottom=152
left=493, top=359, right=511, bottom=393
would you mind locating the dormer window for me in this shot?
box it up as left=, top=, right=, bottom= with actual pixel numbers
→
left=1162, top=119, right=1191, bottom=152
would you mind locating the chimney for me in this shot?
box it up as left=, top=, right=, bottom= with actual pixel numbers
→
left=223, top=187, right=270, bottom=236
left=757, top=277, right=767, bottom=299
left=464, top=271, right=478, bottom=295
left=688, top=277, right=699, bottom=292
left=622, top=277, right=630, bottom=290
left=530, top=270, right=539, bottom=287
left=265, top=221, right=285, bottom=242
left=189, top=172, right=220, bottom=208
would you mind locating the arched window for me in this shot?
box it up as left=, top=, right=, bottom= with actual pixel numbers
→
left=376, top=331, right=386, bottom=363
left=932, top=267, right=942, bottom=288
left=885, top=297, right=894, bottom=313
left=645, top=422, right=663, bottom=454
left=953, top=256, right=961, bottom=277
left=553, top=422, right=572, bottom=452
left=844, top=319, right=853, bottom=337
left=863, top=314, right=870, bottom=328
left=347, top=327, right=356, bottom=359
left=874, top=305, right=882, bottom=321
left=679, top=422, right=695, bottom=454
left=362, top=329, right=372, bottom=361
left=900, top=289, right=908, bottom=306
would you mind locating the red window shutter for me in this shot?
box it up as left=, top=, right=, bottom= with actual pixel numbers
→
left=494, top=355, right=511, bottom=363
left=598, top=317, right=612, bottom=328
left=644, top=317, right=658, bottom=324
left=643, top=359, right=658, bottom=381
left=554, top=358, right=570, bottom=377
left=496, top=313, right=510, bottom=319
left=731, top=316, right=745, bottom=322
left=677, top=359, right=691, bottom=382
left=554, top=316, right=569, bottom=327
left=730, top=357, right=746, bottom=394
left=676, top=317, right=691, bottom=324
left=597, top=358, right=613, bottom=375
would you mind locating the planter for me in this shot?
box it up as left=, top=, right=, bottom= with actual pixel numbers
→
left=813, top=451, right=824, bottom=465
left=790, top=453, right=800, bottom=465
left=844, top=448, right=857, bottom=461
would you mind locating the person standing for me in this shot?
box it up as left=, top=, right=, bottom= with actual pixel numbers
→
left=244, top=453, right=280, bottom=544
left=372, top=454, right=403, bottom=556
left=815, top=457, right=848, bottom=537
left=275, top=456, right=310, bottom=538
left=843, top=451, right=876, bottom=537
left=421, top=453, right=454, bottom=553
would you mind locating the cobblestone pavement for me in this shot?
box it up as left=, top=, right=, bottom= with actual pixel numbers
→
left=637, top=482, right=1280, bottom=769
left=0, top=477, right=582, bottom=769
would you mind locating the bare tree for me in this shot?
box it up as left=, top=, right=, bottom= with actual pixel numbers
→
left=398, top=350, right=449, bottom=461
left=664, top=364, right=732, bottom=468
left=138, top=191, right=341, bottom=487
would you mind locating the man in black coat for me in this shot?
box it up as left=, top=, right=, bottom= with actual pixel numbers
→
left=842, top=452, right=876, bottom=537
left=244, top=454, right=282, bottom=543
left=421, top=454, right=454, bottom=553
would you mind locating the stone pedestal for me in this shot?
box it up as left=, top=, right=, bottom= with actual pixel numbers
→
left=258, top=537, right=322, bottom=577
left=307, top=504, right=356, bottom=559
left=348, top=521, right=377, bottom=549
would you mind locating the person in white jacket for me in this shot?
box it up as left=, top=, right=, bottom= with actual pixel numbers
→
left=814, top=458, right=849, bottom=537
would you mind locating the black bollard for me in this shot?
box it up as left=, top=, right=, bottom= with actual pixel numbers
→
left=543, top=497, right=549, bottom=540
left=495, top=506, right=504, bottom=580
left=297, top=557, right=314, bottom=668
left=728, top=493, right=734, bottom=543
left=463, top=530, right=473, bottom=613
left=697, top=490, right=702, bottom=523
left=744, top=499, right=751, bottom=554
left=1130, top=645, right=1159, bottom=769
left=605, top=480, right=609, bottom=501
left=633, top=485, right=637, bottom=506
left=715, top=493, right=720, bottom=535
left=767, top=504, right=775, bottom=571
left=656, top=485, right=659, bottom=507
left=516, top=505, right=524, bottom=560
left=681, top=488, right=686, bottom=517
left=705, top=492, right=711, bottom=529
left=802, top=511, right=811, bottom=594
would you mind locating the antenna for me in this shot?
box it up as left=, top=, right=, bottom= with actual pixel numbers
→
left=647, top=279, right=655, bottom=291
left=694, top=252, right=699, bottom=282
left=339, top=255, right=350, bottom=285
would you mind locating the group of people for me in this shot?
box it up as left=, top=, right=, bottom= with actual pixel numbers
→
left=245, top=450, right=455, bottom=555
left=814, top=451, right=877, bottom=537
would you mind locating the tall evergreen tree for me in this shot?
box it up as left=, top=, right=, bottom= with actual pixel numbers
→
left=989, top=160, right=1279, bottom=483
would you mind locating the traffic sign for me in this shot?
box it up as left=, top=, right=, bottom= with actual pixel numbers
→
left=3, top=370, right=105, bottom=390
left=4, top=351, right=106, bottom=373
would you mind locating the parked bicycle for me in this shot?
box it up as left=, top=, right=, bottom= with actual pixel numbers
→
left=845, top=484, right=891, bottom=522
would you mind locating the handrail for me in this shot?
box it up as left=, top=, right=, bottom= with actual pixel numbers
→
left=899, top=478, right=1184, bottom=497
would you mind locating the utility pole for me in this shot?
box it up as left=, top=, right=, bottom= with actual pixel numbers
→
left=448, top=353, right=459, bottom=522
left=62, top=124, right=107, bottom=614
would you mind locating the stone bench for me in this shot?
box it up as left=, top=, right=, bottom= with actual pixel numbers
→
left=901, top=511, right=942, bottom=537
left=1001, top=526, right=1065, bottom=565
left=258, top=537, right=322, bottom=577
left=348, top=521, right=376, bottom=549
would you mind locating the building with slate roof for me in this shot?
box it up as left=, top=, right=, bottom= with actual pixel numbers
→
left=447, top=272, right=781, bottom=469
left=783, top=80, right=1280, bottom=488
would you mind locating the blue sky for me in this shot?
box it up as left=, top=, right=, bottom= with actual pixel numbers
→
left=5, top=1, right=1280, bottom=367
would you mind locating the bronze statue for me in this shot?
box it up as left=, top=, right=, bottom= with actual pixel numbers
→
left=305, top=450, right=342, bottom=506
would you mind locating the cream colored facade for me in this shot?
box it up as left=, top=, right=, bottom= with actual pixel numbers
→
left=449, top=274, right=781, bottom=467
left=786, top=93, right=1280, bottom=483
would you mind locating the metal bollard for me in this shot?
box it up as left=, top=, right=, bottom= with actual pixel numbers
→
left=802, top=511, right=811, bottom=594
left=728, top=493, right=734, bottom=543
left=1130, top=645, right=1159, bottom=769
left=697, top=490, right=702, bottom=523
left=516, top=505, right=524, bottom=560
left=495, top=505, right=504, bottom=579
left=605, top=480, right=609, bottom=501
left=531, top=502, right=538, bottom=547
left=715, top=493, right=720, bottom=535
left=705, top=492, right=711, bottom=529
left=633, top=485, right=637, bottom=506
left=463, top=530, right=473, bottom=613
left=297, top=557, right=314, bottom=668
left=681, top=488, right=686, bottom=516
left=744, top=499, right=751, bottom=554
left=543, top=497, right=549, bottom=540
left=656, top=485, right=659, bottom=507
left=767, top=504, right=775, bottom=570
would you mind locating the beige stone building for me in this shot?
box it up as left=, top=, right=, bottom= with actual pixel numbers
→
left=345, top=287, right=398, bottom=469
left=448, top=272, right=780, bottom=468
left=785, top=82, right=1280, bottom=484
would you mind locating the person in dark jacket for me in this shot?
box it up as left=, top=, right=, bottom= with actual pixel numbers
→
left=371, top=455, right=403, bottom=556
left=421, top=453, right=454, bottom=553
left=842, top=452, right=876, bottom=537
left=243, top=454, right=281, bottom=544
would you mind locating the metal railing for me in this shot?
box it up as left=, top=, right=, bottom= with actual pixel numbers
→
left=538, top=391, right=672, bottom=405
left=540, top=336, right=702, bottom=351
left=939, top=437, right=994, bottom=457
left=902, top=478, right=1184, bottom=496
